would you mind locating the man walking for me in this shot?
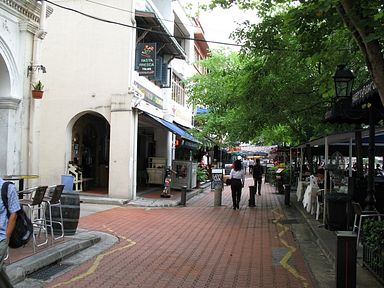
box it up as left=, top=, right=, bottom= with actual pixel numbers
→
left=0, top=177, right=20, bottom=287
left=252, top=158, right=263, bottom=195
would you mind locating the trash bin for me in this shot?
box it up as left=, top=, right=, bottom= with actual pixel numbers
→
left=326, top=193, right=351, bottom=231
left=61, top=175, right=74, bottom=192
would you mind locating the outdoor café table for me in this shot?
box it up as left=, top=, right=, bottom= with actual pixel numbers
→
left=2, top=175, right=39, bottom=199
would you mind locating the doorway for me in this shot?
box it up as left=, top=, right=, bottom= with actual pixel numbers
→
left=71, top=113, right=110, bottom=194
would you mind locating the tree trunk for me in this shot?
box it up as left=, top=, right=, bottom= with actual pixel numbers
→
left=340, top=0, right=384, bottom=107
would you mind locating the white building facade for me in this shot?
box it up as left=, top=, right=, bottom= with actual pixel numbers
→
left=0, top=1, right=49, bottom=186
left=35, top=0, right=201, bottom=199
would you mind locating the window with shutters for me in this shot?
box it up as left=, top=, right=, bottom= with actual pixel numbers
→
left=172, top=73, right=185, bottom=106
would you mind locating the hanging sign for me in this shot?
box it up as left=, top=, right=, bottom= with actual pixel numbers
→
left=137, top=43, right=156, bottom=76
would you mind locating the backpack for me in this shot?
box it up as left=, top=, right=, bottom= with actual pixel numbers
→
left=1, top=182, right=33, bottom=248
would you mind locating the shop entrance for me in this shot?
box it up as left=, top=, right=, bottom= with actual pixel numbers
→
left=71, top=113, right=110, bottom=194
left=137, top=126, right=156, bottom=188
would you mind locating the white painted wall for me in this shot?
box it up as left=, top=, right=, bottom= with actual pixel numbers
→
left=0, top=5, right=39, bottom=180
left=40, top=0, right=136, bottom=197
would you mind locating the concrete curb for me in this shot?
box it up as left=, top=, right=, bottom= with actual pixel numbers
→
left=291, top=198, right=336, bottom=264
left=7, top=231, right=101, bottom=285
left=80, top=195, right=129, bottom=205
left=80, top=182, right=212, bottom=207
left=127, top=187, right=208, bottom=208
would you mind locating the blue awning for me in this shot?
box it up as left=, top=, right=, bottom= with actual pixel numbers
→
left=143, top=112, right=200, bottom=144
left=197, top=107, right=209, bottom=114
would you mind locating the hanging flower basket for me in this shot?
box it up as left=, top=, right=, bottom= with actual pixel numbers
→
left=32, top=90, right=44, bottom=99
left=31, top=81, right=44, bottom=99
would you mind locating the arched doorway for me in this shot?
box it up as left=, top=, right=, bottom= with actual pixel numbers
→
left=0, top=55, right=11, bottom=174
left=71, top=113, right=110, bottom=194
left=0, top=50, right=20, bottom=176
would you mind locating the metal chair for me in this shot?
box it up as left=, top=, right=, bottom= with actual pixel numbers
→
left=352, top=202, right=384, bottom=249
left=43, top=185, right=65, bottom=243
left=19, top=186, right=48, bottom=252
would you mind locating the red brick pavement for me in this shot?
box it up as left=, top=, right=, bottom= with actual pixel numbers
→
left=44, top=177, right=316, bottom=288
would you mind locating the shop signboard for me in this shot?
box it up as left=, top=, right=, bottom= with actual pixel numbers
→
left=181, top=139, right=199, bottom=149
left=137, top=43, right=156, bottom=76
left=133, top=81, right=163, bottom=109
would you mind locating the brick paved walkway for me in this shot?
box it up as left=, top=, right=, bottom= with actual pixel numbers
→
left=44, top=177, right=316, bottom=288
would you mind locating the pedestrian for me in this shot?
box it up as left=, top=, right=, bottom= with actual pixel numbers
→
left=0, top=177, right=20, bottom=287
left=248, top=159, right=254, bottom=175
left=252, top=158, right=263, bottom=195
left=230, top=159, right=245, bottom=210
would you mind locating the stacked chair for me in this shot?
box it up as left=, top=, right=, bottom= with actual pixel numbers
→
left=19, top=186, right=48, bottom=253
left=19, top=184, right=65, bottom=253
left=43, top=185, right=65, bottom=243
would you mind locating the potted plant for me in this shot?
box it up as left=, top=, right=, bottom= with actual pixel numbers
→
left=32, top=80, right=44, bottom=99
left=196, top=166, right=208, bottom=186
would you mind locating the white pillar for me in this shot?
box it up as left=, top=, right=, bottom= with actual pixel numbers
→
left=27, top=1, right=47, bottom=181
left=166, top=132, right=173, bottom=168
left=108, top=0, right=136, bottom=199
left=109, top=92, right=136, bottom=199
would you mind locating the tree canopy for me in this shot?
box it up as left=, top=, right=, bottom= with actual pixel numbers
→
left=186, top=0, right=381, bottom=148
left=206, top=0, right=384, bottom=103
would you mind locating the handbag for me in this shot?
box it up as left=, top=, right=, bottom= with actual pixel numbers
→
left=225, top=178, right=232, bottom=186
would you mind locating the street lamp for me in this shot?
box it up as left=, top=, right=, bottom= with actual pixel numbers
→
left=333, top=64, right=355, bottom=98
left=332, top=65, right=376, bottom=211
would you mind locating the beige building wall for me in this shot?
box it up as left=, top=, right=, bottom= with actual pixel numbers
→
left=0, top=1, right=42, bottom=188
left=40, top=0, right=137, bottom=198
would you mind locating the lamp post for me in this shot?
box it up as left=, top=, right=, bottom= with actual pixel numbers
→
left=333, top=64, right=355, bottom=98
left=333, top=65, right=376, bottom=211
left=333, top=65, right=358, bottom=287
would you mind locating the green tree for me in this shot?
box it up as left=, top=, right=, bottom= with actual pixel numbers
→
left=206, top=0, right=384, bottom=105
left=187, top=47, right=349, bottom=147
left=185, top=0, right=376, bottom=147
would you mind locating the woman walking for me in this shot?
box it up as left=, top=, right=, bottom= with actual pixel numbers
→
left=230, top=159, right=245, bottom=210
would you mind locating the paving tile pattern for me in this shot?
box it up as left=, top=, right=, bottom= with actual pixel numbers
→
left=45, top=177, right=316, bottom=288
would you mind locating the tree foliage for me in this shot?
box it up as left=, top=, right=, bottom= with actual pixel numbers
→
left=207, top=0, right=384, bottom=104
left=187, top=0, right=376, bottom=147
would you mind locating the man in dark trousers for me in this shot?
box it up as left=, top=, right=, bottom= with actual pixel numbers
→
left=0, top=177, right=20, bottom=287
left=252, top=158, right=263, bottom=195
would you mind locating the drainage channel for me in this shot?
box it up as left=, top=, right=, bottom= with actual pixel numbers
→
left=28, top=262, right=73, bottom=281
